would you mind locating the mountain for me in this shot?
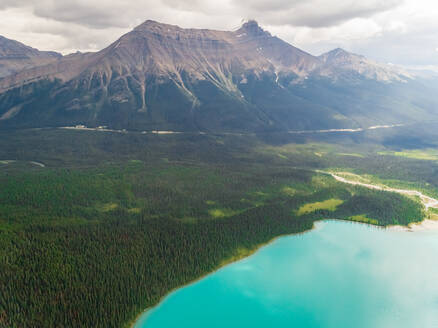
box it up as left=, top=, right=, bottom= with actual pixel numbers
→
left=0, top=20, right=437, bottom=132
left=317, top=48, right=412, bottom=82
left=0, top=35, right=61, bottom=78
left=0, top=21, right=320, bottom=92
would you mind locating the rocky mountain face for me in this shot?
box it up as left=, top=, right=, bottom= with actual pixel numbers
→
left=0, top=36, right=61, bottom=79
left=317, top=48, right=413, bottom=82
left=0, top=20, right=320, bottom=92
left=0, top=20, right=436, bottom=132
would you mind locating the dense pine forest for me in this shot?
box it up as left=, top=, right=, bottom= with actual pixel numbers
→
left=0, top=126, right=436, bottom=327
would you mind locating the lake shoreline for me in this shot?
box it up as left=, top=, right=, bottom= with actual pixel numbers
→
left=389, top=218, right=438, bottom=231
left=129, top=171, right=438, bottom=327
left=128, top=222, right=325, bottom=327
left=129, top=214, right=435, bottom=327
left=135, top=220, right=438, bottom=328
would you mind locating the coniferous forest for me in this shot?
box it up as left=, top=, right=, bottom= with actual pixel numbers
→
left=0, top=127, right=435, bottom=328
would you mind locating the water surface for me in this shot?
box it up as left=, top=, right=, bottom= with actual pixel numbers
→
left=135, top=221, right=438, bottom=328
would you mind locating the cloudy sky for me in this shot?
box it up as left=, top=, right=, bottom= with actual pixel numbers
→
left=0, top=0, right=437, bottom=68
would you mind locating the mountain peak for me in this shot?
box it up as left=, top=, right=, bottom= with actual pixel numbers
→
left=0, top=35, right=35, bottom=57
left=319, top=48, right=364, bottom=63
left=328, top=47, right=349, bottom=55
left=240, top=19, right=260, bottom=29
left=237, top=20, right=271, bottom=37
left=0, top=35, right=62, bottom=78
left=133, top=20, right=183, bottom=33
left=317, top=47, right=412, bottom=82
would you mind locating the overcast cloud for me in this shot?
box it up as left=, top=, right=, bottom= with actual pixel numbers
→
left=0, top=0, right=437, bottom=67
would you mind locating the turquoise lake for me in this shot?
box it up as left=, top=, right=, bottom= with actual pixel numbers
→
left=135, top=221, right=438, bottom=328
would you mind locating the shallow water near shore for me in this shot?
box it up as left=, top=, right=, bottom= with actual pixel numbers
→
left=134, top=220, right=438, bottom=328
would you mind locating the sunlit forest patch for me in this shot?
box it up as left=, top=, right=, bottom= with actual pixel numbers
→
left=349, top=214, right=379, bottom=225
left=297, top=199, right=344, bottom=216
left=379, top=149, right=438, bottom=161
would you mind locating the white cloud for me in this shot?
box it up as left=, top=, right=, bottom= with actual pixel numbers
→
left=236, top=0, right=401, bottom=28
left=0, top=0, right=436, bottom=66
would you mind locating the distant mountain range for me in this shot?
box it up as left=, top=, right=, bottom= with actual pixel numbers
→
left=0, top=35, right=61, bottom=79
left=0, top=20, right=437, bottom=132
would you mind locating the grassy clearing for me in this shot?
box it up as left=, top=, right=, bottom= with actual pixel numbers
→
left=208, top=208, right=241, bottom=219
left=337, top=153, right=364, bottom=158
left=297, top=198, right=344, bottom=216
left=378, top=149, right=438, bottom=161
left=97, top=202, right=118, bottom=212
left=281, top=186, right=296, bottom=197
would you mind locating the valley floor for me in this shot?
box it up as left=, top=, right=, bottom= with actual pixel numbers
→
left=1, top=125, right=438, bottom=327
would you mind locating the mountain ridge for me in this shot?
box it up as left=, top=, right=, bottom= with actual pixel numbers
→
left=0, top=35, right=62, bottom=79
left=0, top=20, right=412, bottom=92
left=317, top=47, right=412, bottom=82
left=0, top=20, right=436, bottom=133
